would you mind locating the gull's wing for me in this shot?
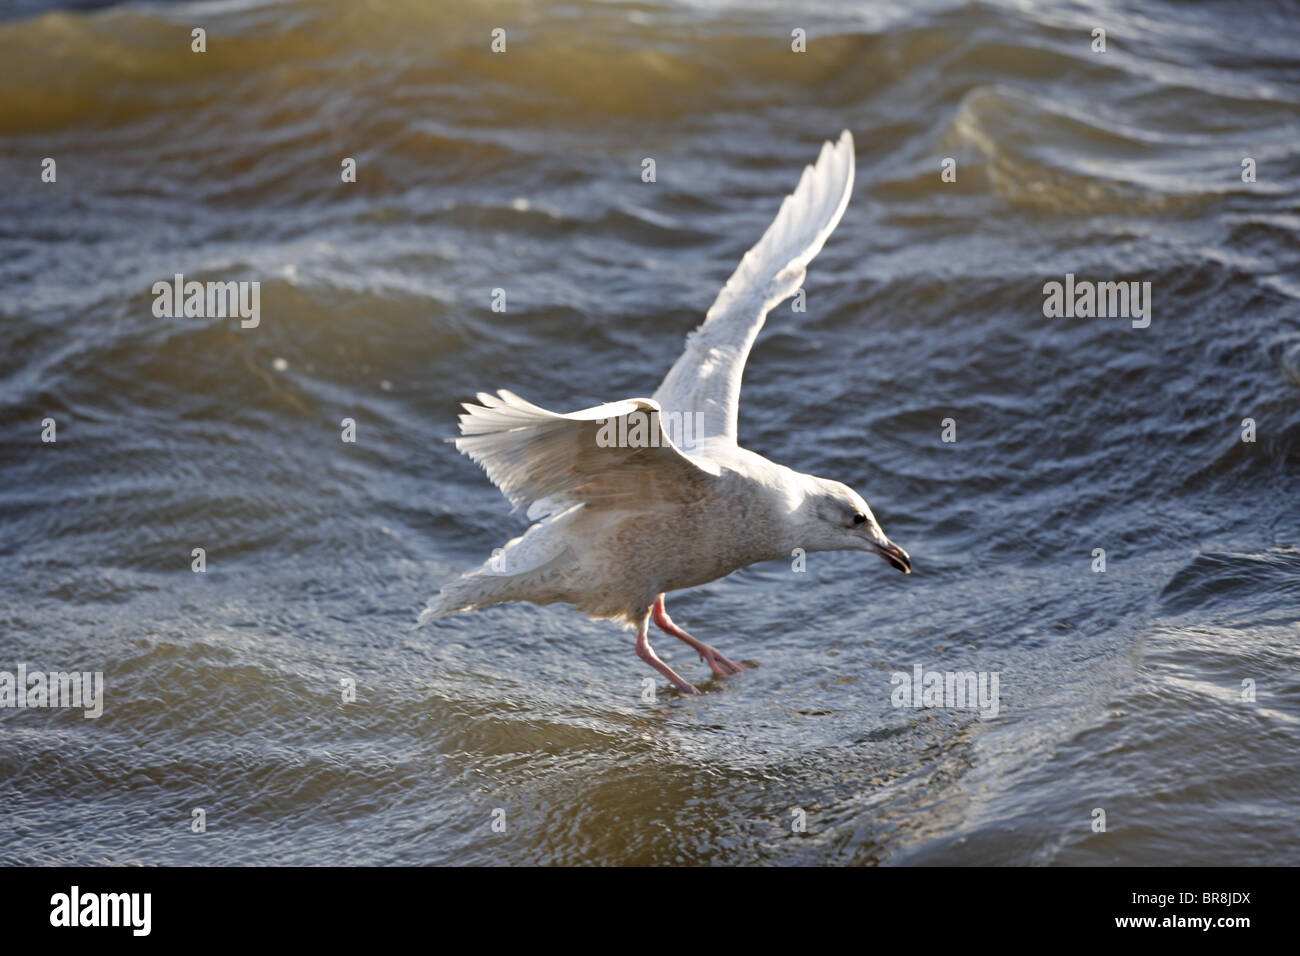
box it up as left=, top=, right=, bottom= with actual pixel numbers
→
left=652, top=130, right=855, bottom=446
left=453, top=389, right=720, bottom=519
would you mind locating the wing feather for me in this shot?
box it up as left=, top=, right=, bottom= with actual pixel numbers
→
left=652, top=130, right=855, bottom=444
left=453, top=389, right=718, bottom=517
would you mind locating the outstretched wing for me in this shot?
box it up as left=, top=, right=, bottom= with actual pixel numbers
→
left=652, top=130, right=855, bottom=445
left=453, top=389, right=719, bottom=519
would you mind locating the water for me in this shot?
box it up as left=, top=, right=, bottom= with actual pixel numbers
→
left=1, top=0, right=1298, bottom=866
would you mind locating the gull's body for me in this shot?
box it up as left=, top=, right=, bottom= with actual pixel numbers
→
left=420, top=131, right=911, bottom=694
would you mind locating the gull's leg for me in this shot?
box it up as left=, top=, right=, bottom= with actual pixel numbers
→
left=636, top=613, right=701, bottom=696
left=653, top=594, right=751, bottom=677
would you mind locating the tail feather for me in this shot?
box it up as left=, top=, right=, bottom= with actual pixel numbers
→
left=418, top=511, right=579, bottom=625
left=417, top=575, right=485, bottom=624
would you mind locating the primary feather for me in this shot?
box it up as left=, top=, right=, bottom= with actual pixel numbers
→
left=653, top=130, right=855, bottom=445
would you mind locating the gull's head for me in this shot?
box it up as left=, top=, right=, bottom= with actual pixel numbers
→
left=798, top=476, right=911, bottom=573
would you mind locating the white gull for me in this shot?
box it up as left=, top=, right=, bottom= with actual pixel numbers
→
left=419, top=130, right=911, bottom=695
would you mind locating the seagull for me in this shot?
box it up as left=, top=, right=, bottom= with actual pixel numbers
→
left=420, top=130, right=911, bottom=695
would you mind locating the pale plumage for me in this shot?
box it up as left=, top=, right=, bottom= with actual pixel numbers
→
left=420, top=130, right=911, bottom=695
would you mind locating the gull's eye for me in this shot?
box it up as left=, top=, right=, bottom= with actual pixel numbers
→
left=852, top=513, right=867, bottom=526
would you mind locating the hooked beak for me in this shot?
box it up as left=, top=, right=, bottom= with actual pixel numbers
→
left=874, top=540, right=912, bottom=574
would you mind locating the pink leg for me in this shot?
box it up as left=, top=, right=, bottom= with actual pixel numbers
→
left=653, top=595, right=751, bottom=677
left=636, top=620, right=701, bottom=696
